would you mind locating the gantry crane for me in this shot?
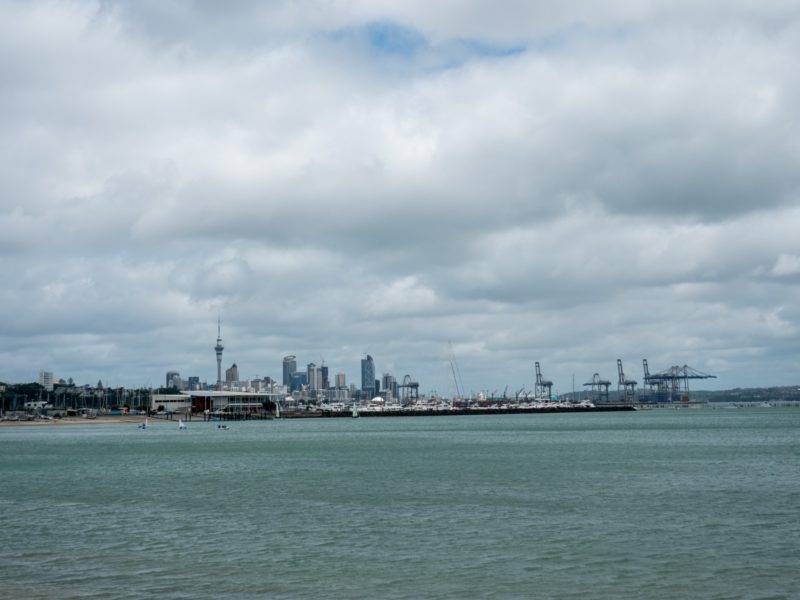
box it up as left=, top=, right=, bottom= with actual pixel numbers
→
left=642, top=360, right=716, bottom=404
left=534, top=362, right=553, bottom=401
left=617, top=359, right=637, bottom=404
left=583, top=372, right=611, bottom=404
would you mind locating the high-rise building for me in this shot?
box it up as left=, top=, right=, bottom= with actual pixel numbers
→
left=335, top=372, right=346, bottom=389
left=166, top=371, right=180, bottom=388
left=225, top=363, right=239, bottom=383
left=187, top=376, right=201, bottom=391
left=382, top=373, right=397, bottom=399
left=361, top=355, right=375, bottom=396
left=282, top=355, right=297, bottom=386
left=214, top=316, right=224, bottom=390
left=290, top=372, right=307, bottom=392
left=307, top=363, right=322, bottom=390
left=320, top=363, right=329, bottom=390
left=38, top=370, right=54, bottom=392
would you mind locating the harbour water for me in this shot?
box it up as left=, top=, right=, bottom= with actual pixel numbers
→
left=1, top=409, right=798, bottom=598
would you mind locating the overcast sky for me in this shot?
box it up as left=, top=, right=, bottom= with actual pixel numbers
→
left=2, top=1, right=799, bottom=392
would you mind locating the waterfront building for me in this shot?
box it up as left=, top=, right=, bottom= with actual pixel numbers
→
left=38, top=370, right=54, bottom=392
left=225, top=363, right=239, bottom=383
left=214, top=317, right=224, bottom=390
left=361, top=355, right=375, bottom=396
left=335, top=372, right=346, bottom=388
left=282, top=355, right=297, bottom=386
left=150, top=390, right=276, bottom=415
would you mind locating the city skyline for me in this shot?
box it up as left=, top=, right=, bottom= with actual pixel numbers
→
left=9, top=320, right=735, bottom=398
left=2, top=3, right=800, bottom=392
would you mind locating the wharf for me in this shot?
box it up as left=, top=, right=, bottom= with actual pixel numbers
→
left=280, top=405, right=635, bottom=419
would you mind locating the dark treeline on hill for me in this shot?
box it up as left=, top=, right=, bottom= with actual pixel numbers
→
left=692, top=386, right=800, bottom=403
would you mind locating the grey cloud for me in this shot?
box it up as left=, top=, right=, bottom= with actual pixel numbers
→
left=2, top=2, right=800, bottom=392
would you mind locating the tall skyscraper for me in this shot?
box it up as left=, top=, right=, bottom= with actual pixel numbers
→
left=307, top=363, right=322, bottom=390
left=361, top=354, right=375, bottom=396
left=225, top=363, right=239, bottom=383
left=335, top=372, right=346, bottom=388
left=214, top=316, right=224, bottom=390
left=282, top=355, right=297, bottom=386
left=320, top=363, right=329, bottom=390
left=38, top=370, right=54, bottom=392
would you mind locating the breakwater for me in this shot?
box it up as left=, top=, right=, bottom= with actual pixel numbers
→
left=281, top=405, right=635, bottom=418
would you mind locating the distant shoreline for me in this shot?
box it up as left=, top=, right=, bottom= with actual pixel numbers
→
left=0, top=416, right=146, bottom=428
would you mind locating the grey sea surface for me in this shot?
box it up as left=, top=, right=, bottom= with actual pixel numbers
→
left=1, top=409, right=798, bottom=599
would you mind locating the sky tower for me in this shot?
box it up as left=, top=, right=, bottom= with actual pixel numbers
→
left=214, top=315, right=224, bottom=390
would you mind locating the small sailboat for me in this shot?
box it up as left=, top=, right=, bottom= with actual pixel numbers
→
left=138, top=417, right=149, bottom=430
left=352, top=403, right=359, bottom=418
left=178, top=419, right=187, bottom=430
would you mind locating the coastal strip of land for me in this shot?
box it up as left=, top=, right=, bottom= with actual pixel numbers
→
left=0, top=416, right=146, bottom=427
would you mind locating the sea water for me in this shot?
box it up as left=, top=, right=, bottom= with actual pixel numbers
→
left=1, top=409, right=798, bottom=599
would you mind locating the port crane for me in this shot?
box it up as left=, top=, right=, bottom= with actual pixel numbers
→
left=583, top=372, right=611, bottom=404
left=642, top=359, right=716, bottom=403
left=617, top=359, right=637, bottom=404
left=534, top=362, right=553, bottom=401
left=398, top=375, right=419, bottom=403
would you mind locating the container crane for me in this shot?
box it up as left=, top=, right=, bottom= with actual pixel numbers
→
left=583, top=372, right=611, bottom=404
left=534, top=362, right=553, bottom=401
left=617, top=359, right=637, bottom=404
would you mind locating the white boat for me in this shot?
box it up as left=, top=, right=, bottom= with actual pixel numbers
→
left=178, top=419, right=187, bottom=430
left=351, top=404, right=359, bottom=418
left=138, top=417, right=149, bottom=430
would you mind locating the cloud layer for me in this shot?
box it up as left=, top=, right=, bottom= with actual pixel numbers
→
left=2, top=1, right=799, bottom=391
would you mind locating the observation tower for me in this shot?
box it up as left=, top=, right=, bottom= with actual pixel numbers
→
left=215, top=316, right=224, bottom=390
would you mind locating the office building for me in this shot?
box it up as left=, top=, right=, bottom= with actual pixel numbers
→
left=225, top=363, right=239, bottom=383
left=361, top=355, right=375, bottom=396
left=382, top=373, right=397, bottom=399
left=307, top=363, right=322, bottom=390
left=166, top=371, right=180, bottom=388
left=290, top=372, right=307, bottom=392
left=321, top=363, right=329, bottom=390
left=282, top=355, right=297, bottom=386
left=335, top=372, right=346, bottom=388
